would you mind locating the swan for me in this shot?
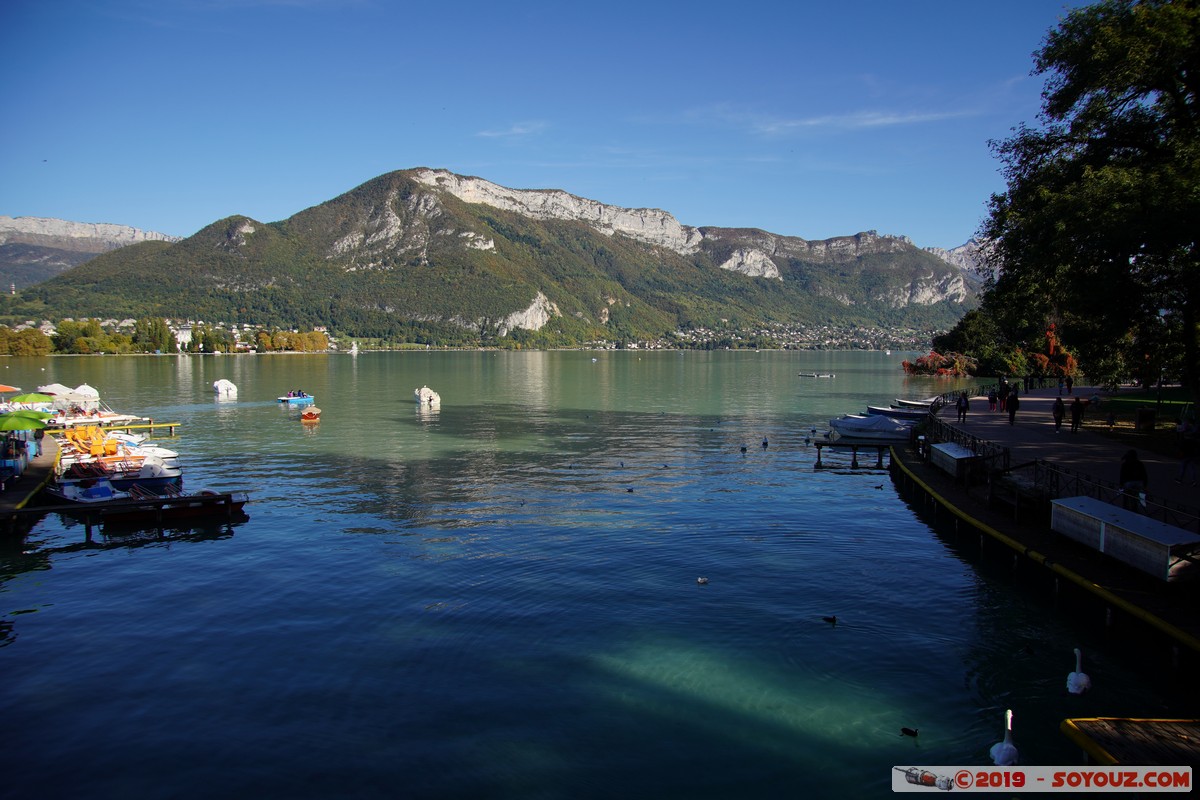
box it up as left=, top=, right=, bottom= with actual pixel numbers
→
left=989, top=709, right=1018, bottom=765
left=697, top=577, right=709, bottom=585
left=1067, top=648, right=1092, bottom=694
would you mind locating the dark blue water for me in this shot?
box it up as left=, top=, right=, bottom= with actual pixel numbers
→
left=0, top=352, right=1189, bottom=798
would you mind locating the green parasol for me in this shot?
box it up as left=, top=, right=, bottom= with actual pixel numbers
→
left=9, top=392, right=54, bottom=404
left=0, top=414, right=48, bottom=431
left=7, top=409, right=53, bottom=420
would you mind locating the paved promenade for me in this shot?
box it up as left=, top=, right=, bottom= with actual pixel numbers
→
left=950, top=383, right=1197, bottom=515
left=0, top=435, right=58, bottom=514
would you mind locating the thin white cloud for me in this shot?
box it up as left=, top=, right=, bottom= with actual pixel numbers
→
left=756, top=109, right=977, bottom=135
left=476, top=121, right=548, bottom=139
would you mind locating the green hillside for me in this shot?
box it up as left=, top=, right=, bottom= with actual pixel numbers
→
left=0, top=170, right=976, bottom=344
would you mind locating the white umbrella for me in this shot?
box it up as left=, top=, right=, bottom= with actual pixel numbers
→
left=72, top=383, right=101, bottom=412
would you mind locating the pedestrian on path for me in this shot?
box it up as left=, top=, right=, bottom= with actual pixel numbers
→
left=1176, top=419, right=1199, bottom=487
left=988, top=387, right=997, bottom=412
left=1052, top=396, right=1065, bottom=433
left=1120, top=449, right=1148, bottom=512
left=956, top=391, right=969, bottom=423
left=1007, top=389, right=1020, bottom=425
left=1066, top=375, right=1074, bottom=395
left=1070, top=396, right=1084, bottom=433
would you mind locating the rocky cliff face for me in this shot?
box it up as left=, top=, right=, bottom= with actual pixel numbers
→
left=925, top=239, right=983, bottom=274
left=0, top=215, right=181, bottom=290
left=412, top=169, right=706, bottom=254
left=0, top=216, right=179, bottom=253
left=410, top=170, right=974, bottom=310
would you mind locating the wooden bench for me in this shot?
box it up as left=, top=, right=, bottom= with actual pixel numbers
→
left=1051, top=496, right=1200, bottom=581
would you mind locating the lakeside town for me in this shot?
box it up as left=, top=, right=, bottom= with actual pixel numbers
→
left=3, top=317, right=936, bottom=354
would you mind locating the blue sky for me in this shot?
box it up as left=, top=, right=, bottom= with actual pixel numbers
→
left=1, top=0, right=1088, bottom=250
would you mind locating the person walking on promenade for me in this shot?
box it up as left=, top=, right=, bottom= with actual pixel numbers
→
left=1066, top=375, right=1074, bottom=395
left=988, top=387, right=997, bottom=412
left=1070, top=396, right=1084, bottom=433
left=1058, top=376, right=1065, bottom=395
left=956, top=391, right=970, bottom=423
left=998, top=378, right=1008, bottom=412
left=1007, top=388, right=1020, bottom=425
left=1052, top=396, right=1065, bottom=433
left=1176, top=419, right=1199, bottom=487
left=1120, top=449, right=1149, bottom=512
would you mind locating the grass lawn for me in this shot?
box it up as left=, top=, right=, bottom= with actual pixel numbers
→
left=1085, top=385, right=1196, bottom=459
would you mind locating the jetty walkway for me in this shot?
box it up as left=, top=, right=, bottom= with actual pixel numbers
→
left=891, top=383, right=1200, bottom=765
left=0, top=434, right=58, bottom=515
left=893, top=382, right=1200, bottom=650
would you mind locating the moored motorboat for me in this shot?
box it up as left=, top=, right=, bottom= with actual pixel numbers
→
left=41, top=477, right=249, bottom=523
left=893, top=396, right=940, bottom=409
left=866, top=405, right=929, bottom=420
left=415, top=385, right=441, bottom=406
left=213, top=379, right=238, bottom=398
left=56, top=454, right=183, bottom=492
left=829, top=414, right=913, bottom=441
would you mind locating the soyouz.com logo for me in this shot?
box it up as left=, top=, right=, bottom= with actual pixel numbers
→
left=893, top=766, right=1191, bottom=792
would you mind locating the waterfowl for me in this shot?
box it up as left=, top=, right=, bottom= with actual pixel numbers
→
left=821, top=616, right=837, bottom=626
left=900, top=727, right=919, bottom=738
left=1067, top=648, right=1092, bottom=694
left=989, top=709, right=1018, bottom=766
left=697, top=577, right=709, bottom=585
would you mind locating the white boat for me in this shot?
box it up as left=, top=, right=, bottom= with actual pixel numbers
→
left=213, top=379, right=238, bottom=398
left=799, top=372, right=836, bottom=378
left=893, top=396, right=940, bottom=409
left=348, top=341, right=359, bottom=356
left=56, top=454, right=184, bottom=492
left=829, top=414, right=913, bottom=441
left=866, top=405, right=928, bottom=420
left=415, top=385, right=441, bottom=406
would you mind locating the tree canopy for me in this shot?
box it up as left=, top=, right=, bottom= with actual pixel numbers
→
left=970, top=0, right=1200, bottom=398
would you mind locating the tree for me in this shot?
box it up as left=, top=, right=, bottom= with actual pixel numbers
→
left=979, top=0, right=1200, bottom=400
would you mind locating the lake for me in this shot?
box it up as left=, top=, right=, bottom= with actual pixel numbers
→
left=0, top=350, right=1192, bottom=799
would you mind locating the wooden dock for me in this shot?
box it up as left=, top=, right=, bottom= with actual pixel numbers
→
left=813, top=440, right=892, bottom=470
left=5, top=486, right=248, bottom=532
left=1061, top=718, right=1200, bottom=765
left=2, top=427, right=247, bottom=535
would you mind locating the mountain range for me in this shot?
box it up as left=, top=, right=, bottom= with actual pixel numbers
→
left=1, top=169, right=983, bottom=343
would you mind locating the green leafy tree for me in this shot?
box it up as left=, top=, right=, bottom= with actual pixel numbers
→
left=132, top=318, right=178, bottom=353
left=0, top=326, right=52, bottom=355
left=979, top=0, right=1200, bottom=400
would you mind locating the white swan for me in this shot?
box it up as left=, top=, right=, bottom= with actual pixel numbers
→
left=1067, top=647, right=1092, bottom=694
left=989, top=709, right=1018, bottom=765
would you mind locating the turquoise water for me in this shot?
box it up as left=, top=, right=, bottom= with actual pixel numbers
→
left=0, top=351, right=1191, bottom=798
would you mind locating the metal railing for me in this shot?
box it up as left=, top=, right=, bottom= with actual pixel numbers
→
left=1034, top=460, right=1200, bottom=533
left=921, top=415, right=1010, bottom=472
